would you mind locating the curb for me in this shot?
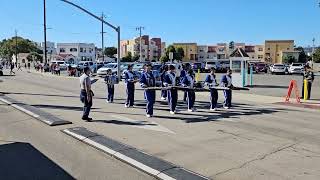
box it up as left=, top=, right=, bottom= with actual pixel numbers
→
left=62, top=127, right=210, bottom=180
left=0, top=95, right=72, bottom=126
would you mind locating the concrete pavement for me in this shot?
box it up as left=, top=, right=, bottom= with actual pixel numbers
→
left=0, top=100, right=154, bottom=180
left=1, top=70, right=320, bottom=180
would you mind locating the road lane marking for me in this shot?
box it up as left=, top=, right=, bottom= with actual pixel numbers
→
left=110, top=114, right=175, bottom=134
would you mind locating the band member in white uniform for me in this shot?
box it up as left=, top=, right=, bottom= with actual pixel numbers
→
left=164, top=65, right=178, bottom=114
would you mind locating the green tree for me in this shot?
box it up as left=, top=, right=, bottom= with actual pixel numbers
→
left=0, top=36, right=40, bottom=61
left=132, top=54, right=140, bottom=61
left=176, top=47, right=185, bottom=61
left=229, top=41, right=235, bottom=50
left=283, top=55, right=296, bottom=64
left=160, top=55, right=169, bottom=63
left=165, top=45, right=176, bottom=59
left=313, top=48, right=320, bottom=63
left=122, top=52, right=133, bottom=62
left=104, top=47, right=117, bottom=58
left=27, top=52, right=42, bottom=62
left=296, top=46, right=308, bottom=63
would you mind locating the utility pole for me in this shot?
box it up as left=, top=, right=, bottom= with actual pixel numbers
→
left=136, top=26, right=144, bottom=62
left=101, top=12, right=106, bottom=62
left=43, top=0, right=47, bottom=64
left=15, top=30, right=18, bottom=65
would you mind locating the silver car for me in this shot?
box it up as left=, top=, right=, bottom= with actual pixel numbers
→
left=270, top=64, right=286, bottom=74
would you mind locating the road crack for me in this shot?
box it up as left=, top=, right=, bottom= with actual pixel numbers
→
left=213, top=142, right=298, bottom=177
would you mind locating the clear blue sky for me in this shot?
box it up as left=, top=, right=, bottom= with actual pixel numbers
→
left=0, top=0, right=319, bottom=47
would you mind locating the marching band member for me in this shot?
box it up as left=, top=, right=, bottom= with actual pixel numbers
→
left=104, top=69, right=117, bottom=103
left=182, top=69, right=196, bottom=112
left=140, top=64, right=156, bottom=118
left=164, top=65, right=178, bottom=114
left=220, top=69, right=233, bottom=109
left=180, top=63, right=191, bottom=102
left=160, top=65, right=168, bottom=100
left=205, top=67, right=219, bottom=111
left=124, top=65, right=137, bottom=108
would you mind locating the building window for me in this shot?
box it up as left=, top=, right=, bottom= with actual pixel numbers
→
left=287, top=48, right=289, bottom=50
left=80, top=48, right=83, bottom=52
left=70, top=48, right=77, bottom=52
left=258, top=55, right=263, bottom=59
left=267, top=48, right=270, bottom=50
left=258, top=48, right=263, bottom=51
left=277, top=54, right=280, bottom=56
left=59, top=48, right=65, bottom=53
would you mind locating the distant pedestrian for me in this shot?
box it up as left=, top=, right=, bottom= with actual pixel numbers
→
left=55, top=64, right=60, bottom=75
left=80, top=67, right=93, bottom=121
left=27, top=62, right=31, bottom=70
left=24, top=63, right=27, bottom=69
left=104, top=69, right=117, bottom=103
left=17, top=63, right=22, bottom=71
left=10, top=62, right=15, bottom=75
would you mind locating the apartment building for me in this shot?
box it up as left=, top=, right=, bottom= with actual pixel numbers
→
left=172, top=43, right=198, bottom=61
left=57, top=43, right=96, bottom=62
left=264, top=40, right=294, bottom=63
left=244, top=45, right=264, bottom=61
left=197, top=45, right=218, bottom=62
left=120, top=35, right=163, bottom=61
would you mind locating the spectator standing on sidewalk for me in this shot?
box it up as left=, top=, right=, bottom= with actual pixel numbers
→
left=17, top=63, right=22, bottom=71
left=80, top=67, right=93, bottom=121
left=301, top=65, right=315, bottom=100
left=55, top=64, right=60, bottom=76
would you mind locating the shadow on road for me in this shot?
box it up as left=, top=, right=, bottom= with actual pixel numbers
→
left=0, top=142, right=75, bottom=180
left=93, top=120, right=157, bottom=126
left=250, top=85, right=289, bottom=89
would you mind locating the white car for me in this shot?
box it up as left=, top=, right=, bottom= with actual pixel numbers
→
left=205, top=61, right=220, bottom=72
left=77, top=61, right=96, bottom=72
left=97, top=63, right=118, bottom=77
left=288, top=63, right=304, bottom=75
left=270, top=64, right=286, bottom=74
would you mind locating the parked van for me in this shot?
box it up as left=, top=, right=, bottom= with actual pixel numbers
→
left=51, top=61, right=67, bottom=70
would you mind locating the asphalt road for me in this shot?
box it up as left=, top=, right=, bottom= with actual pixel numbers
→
left=1, top=69, right=320, bottom=180
left=0, top=100, right=154, bottom=179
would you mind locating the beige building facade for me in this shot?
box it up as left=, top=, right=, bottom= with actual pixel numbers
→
left=264, top=40, right=294, bottom=64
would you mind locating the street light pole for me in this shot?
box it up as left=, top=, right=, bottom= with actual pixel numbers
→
left=43, top=0, right=47, bottom=64
left=136, top=26, right=144, bottom=62
left=101, top=12, right=106, bottom=62
left=60, top=0, right=121, bottom=78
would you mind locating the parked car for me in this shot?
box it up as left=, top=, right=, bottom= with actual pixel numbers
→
left=97, top=63, right=118, bottom=77
left=270, top=64, right=286, bottom=74
left=132, top=63, right=145, bottom=72
left=205, top=61, right=220, bottom=72
left=96, top=62, right=104, bottom=70
left=77, top=61, right=97, bottom=72
left=192, top=62, right=205, bottom=72
left=255, top=63, right=268, bottom=73
left=288, top=63, right=304, bottom=75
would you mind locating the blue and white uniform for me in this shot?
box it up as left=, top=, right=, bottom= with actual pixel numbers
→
left=221, top=74, right=232, bottom=108
left=205, top=74, right=218, bottom=109
left=180, top=69, right=187, bottom=102
left=160, top=70, right=167, bottom=99
left=182, top=74, right=195, bottom=110
left=164, top=72, right=178, bottom=112
left=140, top=71, right=156, bottom=116
left=104, top=74, right=117, bottom=102
left=125, top=70, right=135, bottom=107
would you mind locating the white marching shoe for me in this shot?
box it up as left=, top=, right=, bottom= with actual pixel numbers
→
left=210, top=108, right=217, bottom=111
left=170, top=111, right=175, bottom=115
left=146, top=114, right=152, bottom=118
